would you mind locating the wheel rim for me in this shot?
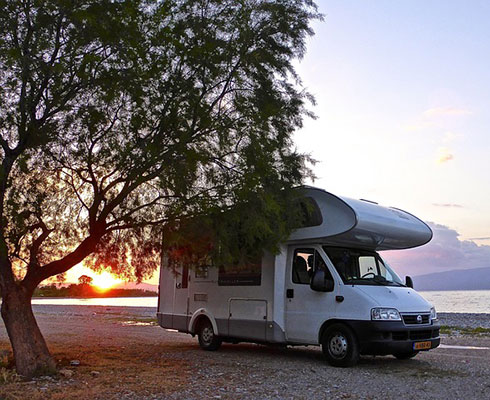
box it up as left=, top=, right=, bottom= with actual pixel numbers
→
left=328, top=332, right=348, bottom=359
left=201, top=326, right=214, bottom=345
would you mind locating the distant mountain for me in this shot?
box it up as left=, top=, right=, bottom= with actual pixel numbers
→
left=114, top=282, right=158, bottom=293
left=413, top=267, right=490, bottom=291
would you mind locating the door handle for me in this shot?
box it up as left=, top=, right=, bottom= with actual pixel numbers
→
left=286, top=289, right=294, bottom=298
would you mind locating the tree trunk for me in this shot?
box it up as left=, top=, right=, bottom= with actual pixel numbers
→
left=1, top=285, right=56, bottom=378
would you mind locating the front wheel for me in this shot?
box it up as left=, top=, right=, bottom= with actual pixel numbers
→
left=321, top=323, right=359, bottom=367
left=393, top=351, right=419, bottom=360
left=197, top=319, right=222, bottom=351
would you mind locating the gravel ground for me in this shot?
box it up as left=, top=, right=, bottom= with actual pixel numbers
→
left=438, top=312, right=490, bottom=329
left=0, top=305, right=489, bottom=400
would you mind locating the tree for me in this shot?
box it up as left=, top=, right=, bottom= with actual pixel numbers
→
left=77, top=275, right=93, bottom=286
left=0, top=0, right=320, bottom=377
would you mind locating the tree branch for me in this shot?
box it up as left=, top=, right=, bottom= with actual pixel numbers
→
left=0, top=136, right=11, bottom=154
left=22, top=227, right=105, bottom=290
left=106, top=193, right=176, bottom=227
left=28, top=220, right=54, bottom=269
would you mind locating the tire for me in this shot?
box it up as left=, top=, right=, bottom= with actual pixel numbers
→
left=321, top=323, right=360, bottom=367
left=197, top=319, right=222, bottom=351
left=393, top=351, right=419, bottom=360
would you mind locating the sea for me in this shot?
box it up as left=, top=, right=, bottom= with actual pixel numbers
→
left=31, top=290, right=490, bottom=314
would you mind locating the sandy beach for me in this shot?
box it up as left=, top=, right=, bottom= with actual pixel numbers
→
left=0, top=305, right=489, bottom=399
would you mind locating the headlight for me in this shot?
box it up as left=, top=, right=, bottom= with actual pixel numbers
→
left=371, top=308, right=401, bottom=321
left=430, top=306, right=437, bottom=320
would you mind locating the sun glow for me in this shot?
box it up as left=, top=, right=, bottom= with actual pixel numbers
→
left=90, top=271, right=123, bottom=291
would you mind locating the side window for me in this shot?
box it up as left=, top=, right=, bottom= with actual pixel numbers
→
left=292, top=249, right=333, bottom=284
left=218, top=257, right=262, bottom=286
left=292, top=248, right=314, bottom=284
left=314, top=251, right=334, bottom=281
left=195, top=265, right=209, bottom=279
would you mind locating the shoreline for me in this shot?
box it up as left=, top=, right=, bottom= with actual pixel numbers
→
left=32, top=295, right=157, bottom=299
left=28, top=304, right=490, bottom=329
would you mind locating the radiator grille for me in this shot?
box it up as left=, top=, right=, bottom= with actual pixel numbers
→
left=401, top=313, right=430, bottom=325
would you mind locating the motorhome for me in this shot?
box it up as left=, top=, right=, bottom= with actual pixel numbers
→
left=157, top=187, right=440, bottom=366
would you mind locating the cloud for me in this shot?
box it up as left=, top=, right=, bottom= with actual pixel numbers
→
left=382, top=222, right=490, bottom=277
left=442, top=131, right=461, bottom=143
left=432, top=203, right=463, bottom=208
left=469, top=237, right=490, bottom=241
left=423, top=107, right=472, bottom=118
left=436, top=147, right=454, bottom=164
left=403, top=107, right=472, bottom=132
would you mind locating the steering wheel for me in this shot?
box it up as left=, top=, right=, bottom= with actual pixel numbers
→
left=361, top=272, right=376, bottom=279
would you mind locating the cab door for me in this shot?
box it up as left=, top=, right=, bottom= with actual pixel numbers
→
left=285, top=246, right=335, bottom=344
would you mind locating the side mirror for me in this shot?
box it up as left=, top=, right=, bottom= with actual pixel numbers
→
left=405, top=275, right=413, bottom=289
left=310, top=269, right=334, bottom=292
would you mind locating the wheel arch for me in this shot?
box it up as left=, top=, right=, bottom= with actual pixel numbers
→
left=318, top=319, right=358, bottom=343
left=189, top=308, right=219, bottom=335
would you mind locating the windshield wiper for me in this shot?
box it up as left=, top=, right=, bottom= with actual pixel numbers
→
left=373, top=276, right=406, bottom=287
left=386, top=281, right=405, bottom=287
left=346, top=276, right=404, bottom=286
left=346, top=278, right=387, bottom=286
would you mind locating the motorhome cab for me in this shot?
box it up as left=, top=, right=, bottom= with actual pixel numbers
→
left=157, top=187, right=440, bottom=367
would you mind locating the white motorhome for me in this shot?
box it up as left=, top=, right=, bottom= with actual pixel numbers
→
left=157, top=187, right=440, bottom=366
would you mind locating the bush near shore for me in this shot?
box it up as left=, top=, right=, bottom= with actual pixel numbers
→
left=31, top=284, right=156, bottom=298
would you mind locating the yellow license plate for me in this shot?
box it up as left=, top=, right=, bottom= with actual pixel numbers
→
left=413, top=341, right=432, bottom=350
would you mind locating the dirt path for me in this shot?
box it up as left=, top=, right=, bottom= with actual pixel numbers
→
left=0, top=306, right=489, bottom=399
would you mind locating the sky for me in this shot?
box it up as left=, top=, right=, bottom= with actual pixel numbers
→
left=291, top=0, right=490, bottom=276
left=65, top=1, right=490, bottom=285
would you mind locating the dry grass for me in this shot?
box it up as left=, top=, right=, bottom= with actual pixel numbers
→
left=0, top=306, right=200, bottom=399
left=0, top=341, right=192, bottom=400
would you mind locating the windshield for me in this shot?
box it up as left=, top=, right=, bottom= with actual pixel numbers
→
left=322, top=246, right=404, bottom=286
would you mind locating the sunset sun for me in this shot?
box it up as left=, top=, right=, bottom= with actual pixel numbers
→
left=90, top=272, right=122, bottom=291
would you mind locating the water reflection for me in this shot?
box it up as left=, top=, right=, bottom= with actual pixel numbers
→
left=32, top=296, right=158, bottom=307
left=420, top=290, right=490, bottom=313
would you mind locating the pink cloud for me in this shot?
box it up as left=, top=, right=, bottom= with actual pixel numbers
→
left=381, top=222, right=490, bottom=277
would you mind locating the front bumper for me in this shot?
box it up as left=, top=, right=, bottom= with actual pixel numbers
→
left=347, top=319, right=440, bottom=355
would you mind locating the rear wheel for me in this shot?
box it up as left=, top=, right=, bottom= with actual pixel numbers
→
left=393, top=351, right=419, bottom=360
left=321, top=323, right=359, bottom=367
left=197, top=319, right=222, bottom=351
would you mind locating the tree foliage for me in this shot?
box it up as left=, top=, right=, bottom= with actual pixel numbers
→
left=77, top=275, right=93, bottom=286
left=1, top=0, right=320, bottom=289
